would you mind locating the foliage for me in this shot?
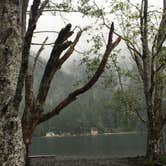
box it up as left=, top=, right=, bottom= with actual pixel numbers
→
left=109, top=0, right=166, bottom=160
left=144, top=155, right=166, bottom=166
left=144, top=159, right=155, bottom=166
left=158, top=155, right=166, bottom=165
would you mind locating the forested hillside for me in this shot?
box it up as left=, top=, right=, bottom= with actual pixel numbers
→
left=27, top=56, right=145, bottom=137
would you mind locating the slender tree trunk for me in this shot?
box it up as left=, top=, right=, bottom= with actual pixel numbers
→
left=25, top=144, right=30, bottom=166
left=0, top=1, right=25, bottom=165
left=21, top=0, right=29, bottom=36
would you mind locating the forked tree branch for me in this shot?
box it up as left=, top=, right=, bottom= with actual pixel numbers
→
left=59, top=31, right=82, bottom=63
left=36, top=25, right=81, bottom=106
left=38, top=23, right=121, bottom=124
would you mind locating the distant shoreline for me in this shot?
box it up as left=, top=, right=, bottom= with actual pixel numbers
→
left=42, top=131, right=145, bottom=138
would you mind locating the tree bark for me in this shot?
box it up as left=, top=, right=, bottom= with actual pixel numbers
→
left=146, top=121, right=162, bottom=160
left=25, top=144, right=30, bottom=166
left=0, top=1, right=25, bottom=165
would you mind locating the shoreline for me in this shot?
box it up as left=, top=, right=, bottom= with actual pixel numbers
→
left=30, top=155, right=145, bottom=166
left=41, top=131, right=145, bottom=138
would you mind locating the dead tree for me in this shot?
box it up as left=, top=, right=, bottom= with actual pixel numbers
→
left=0, top=0, right=120, bottom=165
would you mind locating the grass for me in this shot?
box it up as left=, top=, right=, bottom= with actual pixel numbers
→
left=144, top=155, right=166, bottom=166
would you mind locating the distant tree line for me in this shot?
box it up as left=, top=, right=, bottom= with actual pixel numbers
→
left=31, top=57, right=145, bottom=137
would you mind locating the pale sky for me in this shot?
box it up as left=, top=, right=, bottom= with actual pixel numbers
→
left=29, top=0, right=163, bottom=70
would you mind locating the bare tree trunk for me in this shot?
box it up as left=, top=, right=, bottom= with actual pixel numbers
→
left=0, top=1, right=25, bottom=165
left=21, top=22, right=120, bottom=147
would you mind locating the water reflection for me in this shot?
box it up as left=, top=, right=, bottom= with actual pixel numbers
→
left=30, top=133, right=146, bottom=157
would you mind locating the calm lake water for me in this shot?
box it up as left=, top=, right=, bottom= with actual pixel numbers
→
left=30, top=133, right=147, bottom=157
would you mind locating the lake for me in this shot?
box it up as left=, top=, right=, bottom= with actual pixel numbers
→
left=30, top=133, right=147, bottom=157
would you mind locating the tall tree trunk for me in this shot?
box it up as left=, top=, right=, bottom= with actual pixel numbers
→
left=146, top=114, right=163, bottom=160
left=0, top=1, right=25, bottom=165
left=146, top=126, right=162, bottom=160
left=146, top=66, right=164, bottom=160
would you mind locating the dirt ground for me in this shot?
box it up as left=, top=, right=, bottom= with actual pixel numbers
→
left=30, top=156, right=144, bottom=166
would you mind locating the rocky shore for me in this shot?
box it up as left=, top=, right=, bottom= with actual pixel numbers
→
left=30, top=156, right=144, bottom=166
